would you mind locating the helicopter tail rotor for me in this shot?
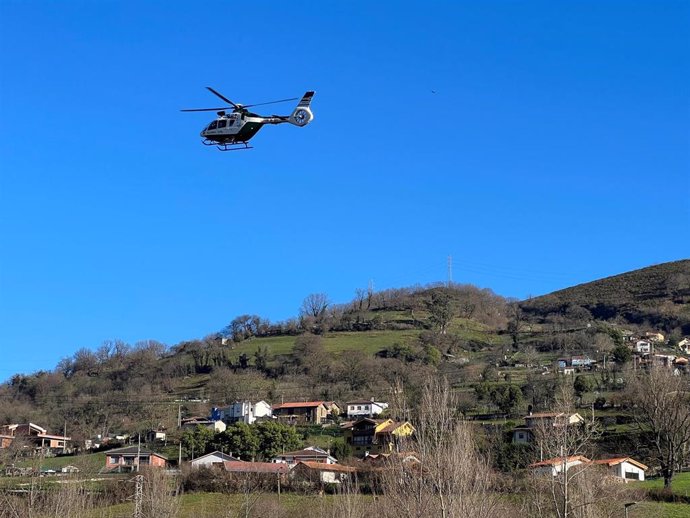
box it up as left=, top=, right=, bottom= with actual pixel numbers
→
left=287, top=91, right=315, bottom=127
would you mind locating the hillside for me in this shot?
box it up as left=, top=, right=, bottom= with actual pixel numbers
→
left=1, top=260, right=689, bottom=449
left=520, top=259, right=690, bottom=334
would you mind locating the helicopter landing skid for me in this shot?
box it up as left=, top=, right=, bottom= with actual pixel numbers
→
left=202, top=139, right=253, bottom=151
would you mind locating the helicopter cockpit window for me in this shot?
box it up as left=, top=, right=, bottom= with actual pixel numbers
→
left=217, top=120, right=227, bottom=128
left=208, top=121, right=218, bottom=130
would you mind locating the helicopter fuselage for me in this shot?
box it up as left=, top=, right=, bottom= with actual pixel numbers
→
left=200, top=112, right=284, bottom=146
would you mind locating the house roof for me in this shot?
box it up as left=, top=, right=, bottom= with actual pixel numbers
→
left=529, top=455, right=590, bottom=468
left=272, top=401, right=325, bottom=409
left=294, top=461, right=356, bottom=473
left=278, top=447, right=330, bottom=458
left=342, top=418, right=384, bottom=427
left=346, top=400, right=378, bottom=405
left=223, top=461, right=288, bottom=474
left=377, top=421, right=414, bottom=434
left=191, top=451, right=239, bottom=463
left=590, top=457, right=648, bottom=470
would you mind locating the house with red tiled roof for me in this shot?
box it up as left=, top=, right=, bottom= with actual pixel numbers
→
left=590, top=457, right=648, bottom=481
left=271, top=401, right=330, bottom=424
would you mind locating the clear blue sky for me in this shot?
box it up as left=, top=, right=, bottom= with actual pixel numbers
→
left=1, top=1, right=688, bottom=379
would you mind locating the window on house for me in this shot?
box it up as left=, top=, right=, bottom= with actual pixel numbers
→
left=357, top=406, right=361, bottom=410
left=625, top=471, right=640, bottom=480
left=518, top=433, right=524, bottom=439
left=109, top=456, right=117, bottom=464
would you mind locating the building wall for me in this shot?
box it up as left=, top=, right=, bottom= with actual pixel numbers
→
left=615, top=462, right=645, bottom=481
left=191, top=454, right=227, bottom=468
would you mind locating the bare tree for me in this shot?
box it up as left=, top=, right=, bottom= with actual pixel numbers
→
left=526, top=387, right=628, bottom=518
left=299, top=293, right=330, bottom=319
left=379, top=376, right=501, bottom=518
left=139, top=467, right=180, bottom=518
left=628, top=365, right=690, bottom=489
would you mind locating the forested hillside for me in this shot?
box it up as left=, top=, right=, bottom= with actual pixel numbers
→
left=1, top=261, right=688, bottom=449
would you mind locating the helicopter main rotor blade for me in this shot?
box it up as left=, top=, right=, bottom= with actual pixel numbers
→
left=206, top=87, right=239, bottom=108
left=181, top=107, right=233, bottom=112
left=243, top=97, right=299, bottom=108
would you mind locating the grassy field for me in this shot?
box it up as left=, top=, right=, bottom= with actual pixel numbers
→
left=631, top=502, right=690, bottom=518
left=12, top=452, right=107, bottom=474
left=83, top=491, right=690, bottom=518
left=638, top=471, right=690, bottom=496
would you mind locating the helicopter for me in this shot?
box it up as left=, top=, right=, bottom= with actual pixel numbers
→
left=182, top=87, right=315, bottom=151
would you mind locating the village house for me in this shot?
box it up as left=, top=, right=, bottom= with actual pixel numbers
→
left=512, top=412, right=585, bottom=444
left=104, top=446, right=167, bottom=472
left=219, top=400, right=272, bottom=425
left=341, top=418, right=415, bottom=457
left=0, top=423, right=71, bottom=455
left=0, top=434, right=13, bottom=449
left=529, top=455, right=590, bottom=476
left=679, top=337, right=690, bottom=353
left=271, top=401, right=331, bottom=424
left=634, top=340, right=652, bottom=354
left=180, top=417, right=226, bottom=433
left=190, top=451, right=240, bottom=469
left=590, top=457, right=647, bottom=481
left=323, top=401, right=341, bottom=418
left=345, top=399, right=389, bottom=418
left=145, top=429, right=166, bottom=443
left=273, top=446, right=337, bottom=466
left=291, top=461, right=356, bottom=485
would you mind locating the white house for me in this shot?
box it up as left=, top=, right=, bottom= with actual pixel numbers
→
left=678, top=337, right=690, bottom=354
left=291, top=461, right=356, bottom=484
left=345, top=399, right=389, bottom=418
left=529, top=455, right=590, bottom=476
left=634, top=340, right=652, bottom=354
left=273, top=446, right=337, bottom=466
left=591, top=457, right=647, bottom=481
left=190, top=451, right=240, bottom=468
left=513, top=412, right=585, bottom=444
left=219, top=401, right=272, bottom=425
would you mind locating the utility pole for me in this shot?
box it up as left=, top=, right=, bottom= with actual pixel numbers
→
left=133, top=474, right=143, bottom=518
left=136, top=434, right=141, bottom=473
left=447, top=255, right=453, bottom=287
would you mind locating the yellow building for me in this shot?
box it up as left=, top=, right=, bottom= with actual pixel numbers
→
left=341, top=418, right=415, bottom=457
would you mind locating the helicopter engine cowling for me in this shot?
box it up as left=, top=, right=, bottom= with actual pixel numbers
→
left=288, top=106, right=314, bottom=127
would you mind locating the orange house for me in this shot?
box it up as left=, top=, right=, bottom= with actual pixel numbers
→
left=0, top=423, right=70, bottom=453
